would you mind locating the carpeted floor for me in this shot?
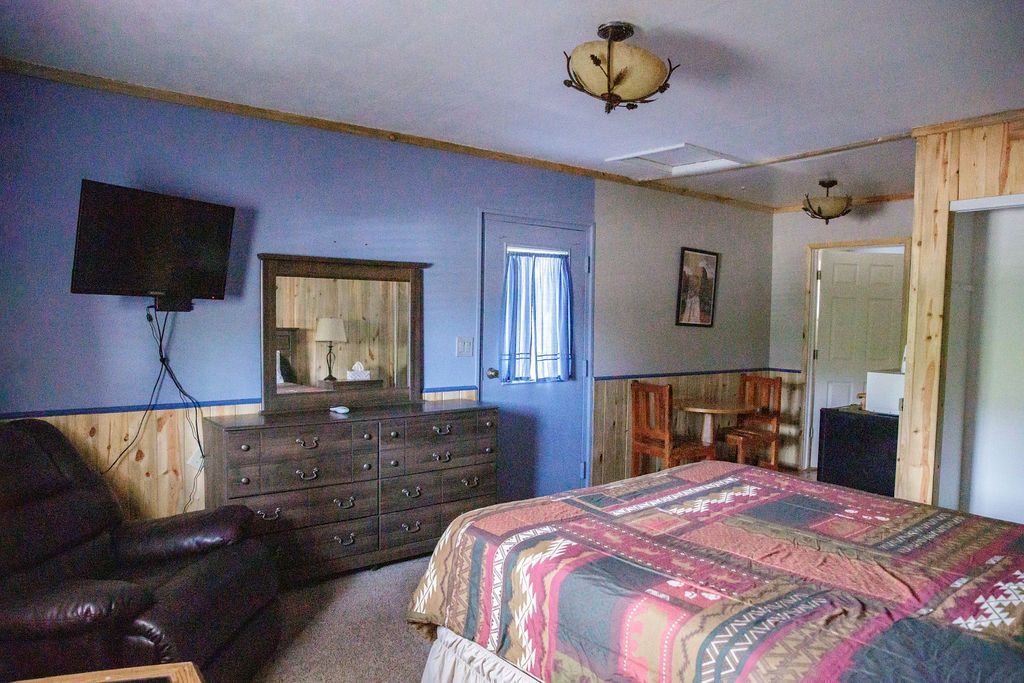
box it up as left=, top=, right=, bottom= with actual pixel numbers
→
left=255, top=556, right=433, bottom=683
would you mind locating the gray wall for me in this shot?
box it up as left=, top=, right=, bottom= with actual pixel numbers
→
left=956, top=207, right=1024, bottom=523
left=769, top=200, right=913, bottom=370
left=593, top=180, right=772, bottom=378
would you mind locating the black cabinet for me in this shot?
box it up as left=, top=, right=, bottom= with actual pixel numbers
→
left=818, top=407, right=898, bottom=496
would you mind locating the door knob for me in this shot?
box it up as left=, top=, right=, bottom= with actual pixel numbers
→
left=486, top=368, right=499, bottom=379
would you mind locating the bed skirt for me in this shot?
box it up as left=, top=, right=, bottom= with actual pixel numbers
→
left=421, top=627, right=540, bottom=683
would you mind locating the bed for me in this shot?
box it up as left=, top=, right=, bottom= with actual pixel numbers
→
left=409, top=461, right=1024, bottom=682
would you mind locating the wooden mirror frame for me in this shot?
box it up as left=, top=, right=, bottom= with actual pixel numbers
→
left=259, top=253, right=428, bottom=413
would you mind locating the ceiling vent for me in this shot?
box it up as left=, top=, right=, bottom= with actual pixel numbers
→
left=607, top=143, right=744, bottom=181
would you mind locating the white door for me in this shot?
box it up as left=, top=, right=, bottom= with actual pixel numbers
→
left=809, top=249, right=905, bottom=467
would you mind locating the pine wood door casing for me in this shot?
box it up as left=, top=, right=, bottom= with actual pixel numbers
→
left=897, top=113, right=1024, bottom=504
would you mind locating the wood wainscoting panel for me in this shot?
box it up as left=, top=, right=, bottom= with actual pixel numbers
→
left=590, top=371, right=805, bottom=486
left=28, top=403, right=261, bottom=519
left=23, top=391, right=477, bottom=519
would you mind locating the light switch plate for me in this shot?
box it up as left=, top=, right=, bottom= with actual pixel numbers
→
left=456, top=336, right=474, bottom=357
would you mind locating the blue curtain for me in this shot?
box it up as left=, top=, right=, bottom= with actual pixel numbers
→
left=499, top=252, right=573, bottom=383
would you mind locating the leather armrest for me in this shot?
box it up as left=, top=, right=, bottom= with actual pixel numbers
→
left=0, top=580, right=152, bottom=638
left=112, top=505, right=253, bottom=565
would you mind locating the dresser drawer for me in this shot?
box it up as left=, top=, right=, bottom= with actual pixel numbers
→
left=352, top=448, right=378, bottom=481
left=224, top=431, right=260, bottom=463
left=379, top=450, right=406, bottom=477
left=379, top=419, right=405, bottom=450
left=261, top=423, right=352, bottom=460
left=266, top=517, right=379, bottom=567
left=226, top=464, right=261, bottom=498
left=476, top=410, right=499, bottom=437
left=443, top=495, right=497, bottom=524
left=379, top=472, right=442, bottom=513
left=379, top=504, right=447, bottom=549
left=246, top=480, right=379, bottom=535
left=403, top=440, right=488, bottom=474
left=351, top=422, right=377, bottom=451
left=443, top=464, right=496, bottom=502
left=404, top=414, right=475, bottom=447
left=260, top=454, right=354, bottom=494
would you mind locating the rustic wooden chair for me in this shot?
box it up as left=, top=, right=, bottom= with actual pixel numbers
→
left=630, top=381, right=711, bottom=477
left=723, top=374, right=782, bottom=469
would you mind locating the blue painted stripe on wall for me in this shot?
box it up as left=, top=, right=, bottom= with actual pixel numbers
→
left=594, top=367, right=802, bottom=381
left=0, top=387, right=480, bottom=420
left=0, top=397, right=264, bottom=420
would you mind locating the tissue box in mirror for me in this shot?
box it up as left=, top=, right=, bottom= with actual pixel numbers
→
left=347, top=361, right=371, bottom=381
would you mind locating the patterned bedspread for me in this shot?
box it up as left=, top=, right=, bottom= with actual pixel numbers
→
left=409, top=462, right=1024, bottom=682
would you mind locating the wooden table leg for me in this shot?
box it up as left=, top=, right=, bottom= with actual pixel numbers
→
left=700, top=414, right=715, bottom=446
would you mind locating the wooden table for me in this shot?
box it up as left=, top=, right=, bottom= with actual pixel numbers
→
left=674, top=397, right=756, bottom=447
left=16, top=662, right=204, bottom=683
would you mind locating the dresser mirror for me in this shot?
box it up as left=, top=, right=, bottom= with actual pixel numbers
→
left=259, top=254, right=427, bottom=412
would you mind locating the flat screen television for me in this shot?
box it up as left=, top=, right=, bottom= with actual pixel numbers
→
left=71, top=179, right=236, bottom=311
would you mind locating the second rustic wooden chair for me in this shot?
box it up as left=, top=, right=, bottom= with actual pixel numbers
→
left=723, top=374, right=782, bottom=469
left=630, top=380, right=711, bottom=477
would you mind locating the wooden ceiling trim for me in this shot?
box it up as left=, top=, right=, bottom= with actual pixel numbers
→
left=0, top=57, right=777, bottom=214
left=911, top=108, right=1024, bottom=138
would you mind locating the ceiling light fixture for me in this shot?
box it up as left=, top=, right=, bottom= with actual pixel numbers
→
left=802, top=179, right=853, bottom=224
left=563, top=22, right=677, bottom=113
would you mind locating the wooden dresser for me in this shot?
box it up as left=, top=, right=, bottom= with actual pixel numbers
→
left=203, top=399, right=498, bottom=583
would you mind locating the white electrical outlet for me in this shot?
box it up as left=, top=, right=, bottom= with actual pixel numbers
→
left=456, top=336, right=474, bottom=357
left=188, top=449, right=204, bottom=470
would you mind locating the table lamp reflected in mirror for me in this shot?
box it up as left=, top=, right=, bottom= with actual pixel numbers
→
left=314, top=316, right=347, bottom=381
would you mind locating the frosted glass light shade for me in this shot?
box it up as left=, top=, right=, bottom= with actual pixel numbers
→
left=802, top=195, right=853, bottom=220
left=314, top=316, right=347, bottom=342
left=568, top=40, right=669, bottom=101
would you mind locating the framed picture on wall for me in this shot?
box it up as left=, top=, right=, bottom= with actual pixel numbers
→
left=676, top=247, right=719, bottom=326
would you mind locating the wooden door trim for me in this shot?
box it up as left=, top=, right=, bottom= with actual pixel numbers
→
left=799, top=237, right=911, bottom=468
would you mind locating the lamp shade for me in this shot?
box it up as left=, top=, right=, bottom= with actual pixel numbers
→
left=802, top=195, right=853, bottom=219
left=568, top=40, right=669, bottom=101
left=314, top=317, right=347, bottom=343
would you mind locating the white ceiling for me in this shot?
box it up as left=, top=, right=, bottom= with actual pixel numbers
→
left=2, top=1, right=1022, bottom=206
left=667, top=138, right=917, bottom=207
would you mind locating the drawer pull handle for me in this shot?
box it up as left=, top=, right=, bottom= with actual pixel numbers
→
left=433, top=424, right=453, bottom=435
left=295, top=437, right=320, bottom=449
left=432, top=450, right=452, bottom=463
left=484, top=447, right=493, bottom=454
left=389, top=430, right=400, bottom=438
left=389, top=459, right=400, bottom=467
left=363, top=433, right=373, bottom=440
left=401, top=521, right=422, bottom=533
left=256, top=507, right=281, bottom=521
left=333, top=496, right=355, bottom=509
left=240, top=444, right=251, bottom=452
left=295, top=467, right=320, bottom=481
left=461, top=476, right=480, bottom=488
left=361, top=462, right=373, bottom=471
left=402, top=486, right=422, bottom=498
left=334, top=532, right=356, bottom=546
left=239, top=476, right=251, bottom=485
left=485, top=420, right=494, bottom=428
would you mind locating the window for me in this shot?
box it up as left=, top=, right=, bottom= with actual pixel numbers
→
left=498, top=248, right=573, bottom=383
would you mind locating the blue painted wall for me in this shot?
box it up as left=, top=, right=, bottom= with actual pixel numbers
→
left=0, top=73, right=594, bottom=415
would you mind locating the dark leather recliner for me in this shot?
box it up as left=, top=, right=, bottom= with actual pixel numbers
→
left=0, top=419, right=280, bottom=682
